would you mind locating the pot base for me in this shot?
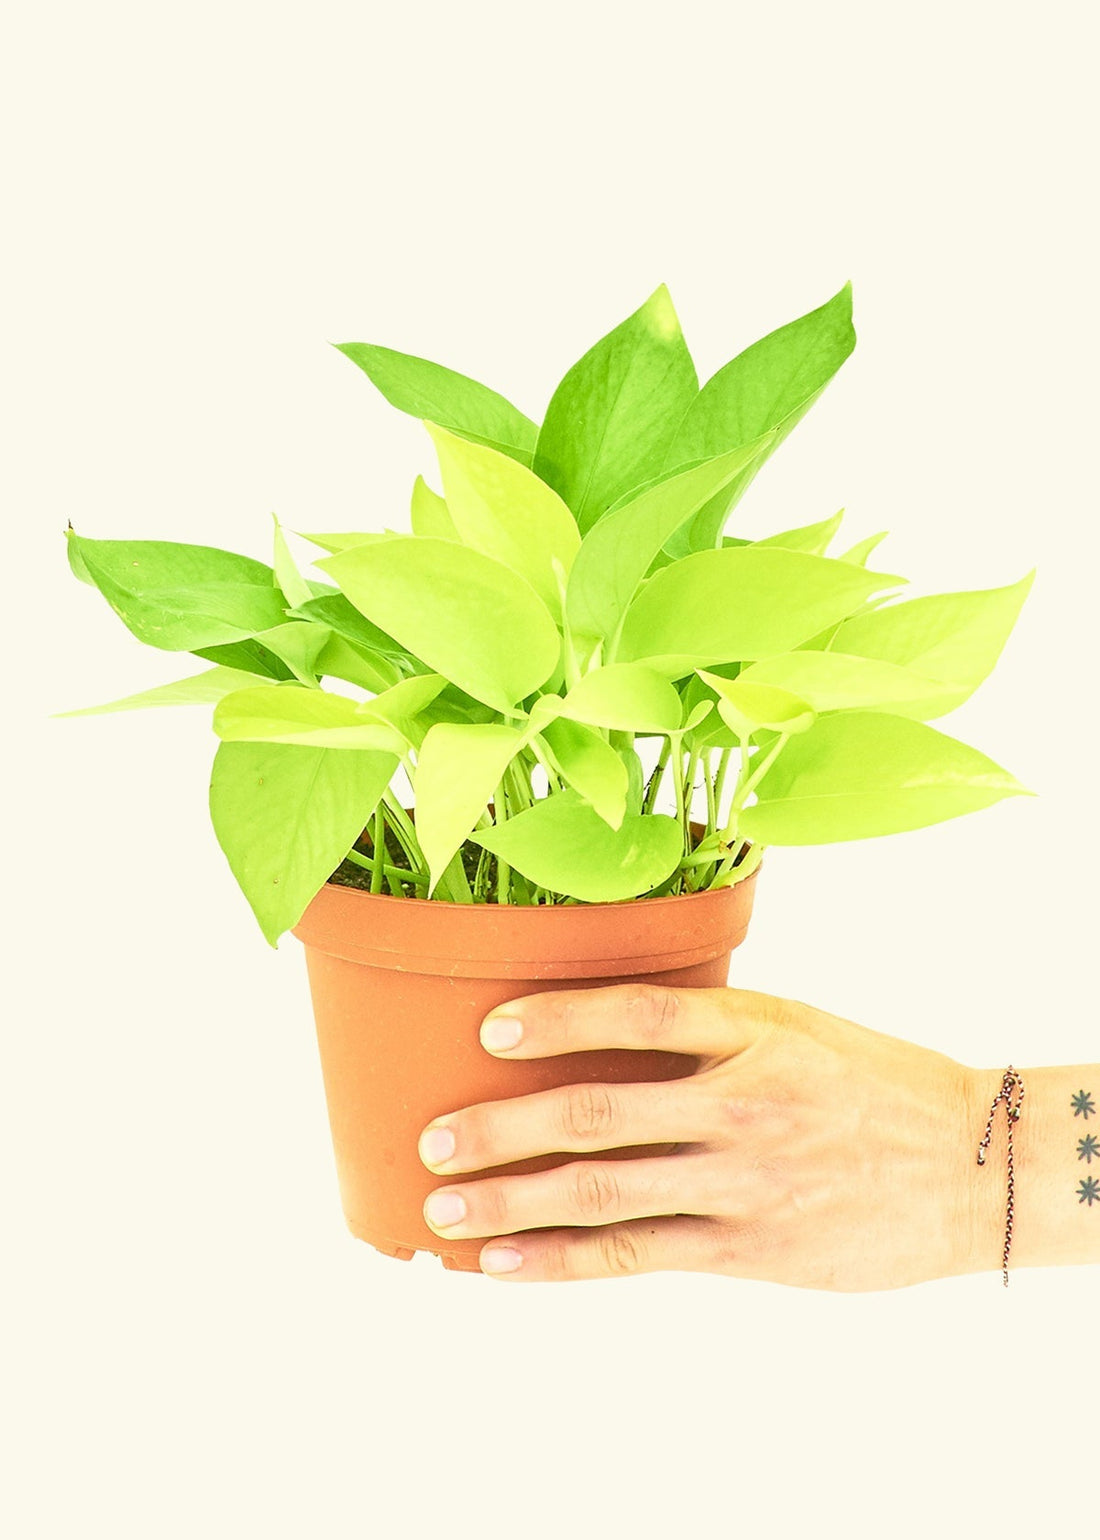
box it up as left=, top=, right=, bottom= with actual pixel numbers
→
left=350, top=1227, right=483, bottom=1272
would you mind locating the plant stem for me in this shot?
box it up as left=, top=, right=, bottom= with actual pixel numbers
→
left=642, top=738, right=672, bottom=814
left=345, top=846, right=429, bottom=889
left=370, top=802, right=386, bottom=893
left=381, top=788, right=421, bottom=866
left=683, top=743, right=700, bottom=835
left=713, top=746, right=733, bottom=821
left=494, top=775, right=511, bottom=906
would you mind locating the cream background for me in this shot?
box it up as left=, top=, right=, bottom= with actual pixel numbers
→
left=5, top=3, right=1098, bottom=1536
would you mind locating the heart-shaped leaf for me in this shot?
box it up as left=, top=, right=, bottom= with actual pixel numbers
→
left=739, top=711, right=1033, bottom=844
left=534, top=285, right=699, bottom=535
left=210, top=740, right=398, bottom=946
left=67, top=531, right=289, bottom=651
left=469, top=789, right=683, bottom=902
left=540, top=717, right=629, bottom=829
left=426, top=422, right=580, bottom=620
left=334, top=342, right=538, bottom=464
left=660, top=283, right=855, bottom=546
left=697, top=669, right=816, bottom=737
left=736, top=650, right=951, bottom=717
left=317, top=536, right=561, bottom=715
left=413, top=721, right=526, bottom=895
left=556, top=663, right=682, bottom=734
left=214, top=684, right=409, bottom=753
left=615, top=547, right=904, bottom=673
left=827, top=572, right=1036, bottom=718
left=565, top=438, right=774, bottom=644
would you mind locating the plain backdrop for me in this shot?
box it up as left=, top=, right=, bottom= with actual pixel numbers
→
left=4, top=3, right=1098, bottom=1536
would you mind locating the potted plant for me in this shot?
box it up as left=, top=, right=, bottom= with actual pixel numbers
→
left=58, top=281, right=1034, bottom=1271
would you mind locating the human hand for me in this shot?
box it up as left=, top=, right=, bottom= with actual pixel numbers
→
left=417, top=983, right=986, bottom=1289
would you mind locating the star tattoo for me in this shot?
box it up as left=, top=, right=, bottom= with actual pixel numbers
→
left=1077, top=1176, right=1100, bottom=1207
left=1071, top=1089, right=1096, bottom=1119
left=1079, top=1134, right=1100, bottom=1164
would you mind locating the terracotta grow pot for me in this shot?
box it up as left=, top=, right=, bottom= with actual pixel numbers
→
left=291, top=820, right=761, bottom=1272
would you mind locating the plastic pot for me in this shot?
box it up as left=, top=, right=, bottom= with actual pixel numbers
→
left=291, top=821, right=761, bottom=1271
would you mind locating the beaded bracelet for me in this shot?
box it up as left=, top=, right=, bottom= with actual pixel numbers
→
left=976, top=1066, right=1026, bottom=1287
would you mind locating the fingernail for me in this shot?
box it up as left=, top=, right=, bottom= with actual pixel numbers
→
left=419, top=1126, right=456, bottom=1167
left=481, top=1246, right=524, bottom=1274
left=425, top=1191, right=466, bottom=1228
left=481, top=1015, right=523, bottom=1051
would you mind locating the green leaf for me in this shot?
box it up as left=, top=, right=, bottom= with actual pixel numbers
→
left=739, top=711, right=1032, bottom=845
left=750, top=509, right=844, bottom=556
left=294, top=531, right=388, bottom=555
left=615, top=547, right=904, bottom=674
left=209, top=740, right=398, bottom=946
left=659, top=283, right=855, bottom=550
left=555, top=662, right=683, bottom=734
left=828, top=572, right=1035, bottom=718
left=410, top=476, right=458, bottom=541
left=287, top=592, right=420, bottom=670
left=334, top=341, right=538, bottom=464
left=357, top=672, right=448, bottom=724
left=213, top=684, right=409, bottom=752
left=271, top=514, right=314, bottom=610
left=251, top=621, right=333, bottom=686
left=837, top=530, right=889, bottom=567
left=696, top=669, right=816, bottom=737
left=533, top=285, right=699, bottom=535
left=540, top=717, right=629, bottom=829
left=412, top=721, right=525, bottom=895
left=66, top=531, right=289, bottom=651
left=315, top=633, right=402, bottom=693
left=317, top=536, right=561, bottom=715
left=425, top=422, right=580, bottom=621
left=469, top=789, right=683, bottom=902
left=564, top=438, right=775, bottom=645
left=736, top=650, right=951, bottom=717
left=52, top=665, right=272, bottom=717
left=190, top=638, right=295, bottom=680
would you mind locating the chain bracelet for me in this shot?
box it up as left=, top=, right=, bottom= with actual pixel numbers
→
left=976, top=1066, right=1026, bottom=1287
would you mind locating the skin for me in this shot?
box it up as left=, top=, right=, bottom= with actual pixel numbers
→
left=415, top=983, right=1100, bottom=1288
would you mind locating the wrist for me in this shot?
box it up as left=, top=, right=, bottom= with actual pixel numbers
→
left=959, top=1063, right=1100, bottom=1276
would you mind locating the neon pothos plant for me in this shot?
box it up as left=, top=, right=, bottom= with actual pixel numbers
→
left=59, top=282, right=1034, bottom=945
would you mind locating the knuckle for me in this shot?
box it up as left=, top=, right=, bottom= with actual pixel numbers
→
left=570, top=1161, right=620, bottom=1219
left=620, top=983, right=680, bottom=1045
left=711, top=1215, right=776, bottom=1273
left=482, top=1180, right=513, bottom=1230
left=599, top=1226, right=644, bottom=1276
left=754, top=991, right=802, bottom=1034
left=560, top=1082, right=618, bottom=1145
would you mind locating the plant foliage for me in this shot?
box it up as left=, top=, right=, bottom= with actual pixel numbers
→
left=59, top=285, right=1035, bottom=943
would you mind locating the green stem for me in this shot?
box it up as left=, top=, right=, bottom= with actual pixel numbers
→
left=369, top=803, right=386, bottom=893
left=381, top=788, right=421, bottom=866
left=712, top=746, right=733, bottom=821
left=671, top=737, right=686, bottom=829
left=494, top=776, right=511, bottom=906
left=345, top=846, right=429, bottom=889
left=683, top=743, right=700, bottom=838
left=642, top=738, right=672, bottom=814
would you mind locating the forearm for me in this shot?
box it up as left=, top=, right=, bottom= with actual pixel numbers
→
left=964, top=1064, right=1100, bottom=1275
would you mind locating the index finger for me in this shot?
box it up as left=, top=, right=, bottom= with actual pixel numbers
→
left=478, top=982, right=781, bottom=1060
